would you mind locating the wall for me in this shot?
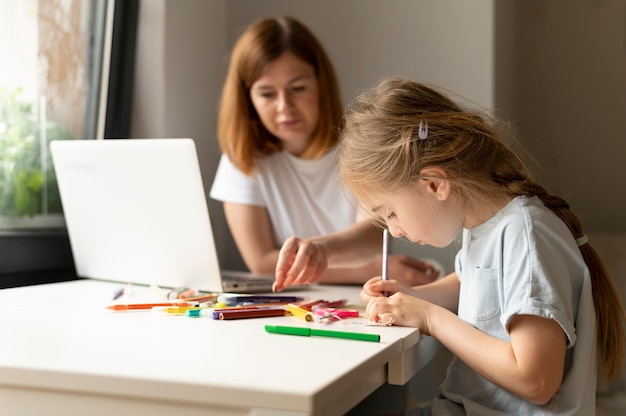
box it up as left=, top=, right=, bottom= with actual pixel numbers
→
left=130, top=0, right=626, bottom=271
left=227, top=0, right=495, bottom=108
left=506, top=0, right=626, bottom=232
left=131, top=0, right=494, bottom=271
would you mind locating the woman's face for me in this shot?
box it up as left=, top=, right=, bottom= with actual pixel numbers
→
left=249, top=51, right=320, bottom=156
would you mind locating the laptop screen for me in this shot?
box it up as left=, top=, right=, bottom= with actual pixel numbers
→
left=50, top=138, right=227, bottom=292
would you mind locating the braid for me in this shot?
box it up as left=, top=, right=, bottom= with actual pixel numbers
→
left=507, top=178, right=625, bottom=379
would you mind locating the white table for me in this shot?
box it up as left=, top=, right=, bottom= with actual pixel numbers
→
left=0, top=279, right=441, bottom=415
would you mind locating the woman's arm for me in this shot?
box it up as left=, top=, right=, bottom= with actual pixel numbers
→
left=274, top=220, right=438, bottom=290
left=225, top=202, right=382, bottom=277
left=225, top=203, right=438, bottom=289
left=223, top=202, right=278, bottom=274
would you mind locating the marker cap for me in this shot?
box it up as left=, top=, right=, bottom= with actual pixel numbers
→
left=265, top=325, right=310, bottom=336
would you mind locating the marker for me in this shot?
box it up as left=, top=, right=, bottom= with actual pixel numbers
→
left=382, top=229, right=389, bottom=297
left=152, top=306, right=213, bottom=315
left=106, top=302, right=196, bottom=311
left=181, top=293, right=219, bottom=302
left=167, top=286, right=189, bottom=300
left=112, top=286, right=125, bottom=301
left=187, top=306, right=267, bottom=318
left=177, top=288, right=197, bottom=299
left=285, top=303, right=314, bottom=322
left=313, top=307, right=360, bottom=320
left=217, top=294, right=304, bottom=306
left=265, top=325, right=380, bottom=343
left=316, top=299, right=347, bottom=309
left=297, top=299, right=328, bottom=311
left=214, top=308, right=288, bottom=320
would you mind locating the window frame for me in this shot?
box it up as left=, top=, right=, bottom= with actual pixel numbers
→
left=0, top=0, right=140, bottom=288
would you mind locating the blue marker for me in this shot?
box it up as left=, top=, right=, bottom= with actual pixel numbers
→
left=217, top=294, right=304, bottom=306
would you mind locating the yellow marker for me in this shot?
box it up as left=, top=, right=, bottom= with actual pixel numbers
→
left=164, top=306, right=199, bottom=314
left=285, top=303, right=314, bottom=322
left=155, top=306, right=211, bottom=315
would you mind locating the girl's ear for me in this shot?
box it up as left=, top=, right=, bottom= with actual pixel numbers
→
left=418, top=167, right=451, bottom=201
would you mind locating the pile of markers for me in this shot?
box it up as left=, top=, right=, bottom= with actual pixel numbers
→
left=106, top=286, right=359, bottom=323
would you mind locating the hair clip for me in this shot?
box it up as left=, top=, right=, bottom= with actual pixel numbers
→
left=418, top=121, right=428, bottom=140
left=576, top=234, right=588, bottom=246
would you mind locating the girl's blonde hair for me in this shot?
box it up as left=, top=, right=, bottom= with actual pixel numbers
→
left=218, top=16, right=343, bottom=175
left=339, top=77, right=625, bottom=380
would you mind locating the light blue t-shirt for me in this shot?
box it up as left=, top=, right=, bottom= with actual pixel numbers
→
left=433, top=196, right=597, bottom=415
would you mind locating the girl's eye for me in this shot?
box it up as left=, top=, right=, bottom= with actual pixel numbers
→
left=259, top=92, right=275, bottom=99
left=386, top=212, right=396, bottom=220
left=291, top=85, right=306, bottom=93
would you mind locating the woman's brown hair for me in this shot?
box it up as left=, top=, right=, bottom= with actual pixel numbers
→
left=218, top=16, right=343, bottom=175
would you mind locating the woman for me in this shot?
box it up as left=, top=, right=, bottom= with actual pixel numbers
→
left=210, top=17, right=439, bottom=291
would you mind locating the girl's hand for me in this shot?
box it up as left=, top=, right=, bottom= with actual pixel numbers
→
left=360, top=276, right=415, bottom=302
left=365, top=292, right=434, bottom=334
left=273, top=236, right=328, bottom=292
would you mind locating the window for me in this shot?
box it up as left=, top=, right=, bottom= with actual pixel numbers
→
left=0, top=0, right=114, bottom=285
left=0, top=0, right=112, bottom=228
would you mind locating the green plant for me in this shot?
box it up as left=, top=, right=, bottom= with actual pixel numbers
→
left=0, top=87, right=67, bottom=217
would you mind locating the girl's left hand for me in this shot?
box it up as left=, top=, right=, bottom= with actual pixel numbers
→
left=365, top=292, right=434, bottom=334
left=360, top=276, right=415, bottom=302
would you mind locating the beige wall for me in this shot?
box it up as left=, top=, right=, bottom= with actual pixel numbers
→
left=131, top=0, right=626, bottom=270
left=499, top=1, right=626, bottom=232
left=227, top=0, right=495, bottom=108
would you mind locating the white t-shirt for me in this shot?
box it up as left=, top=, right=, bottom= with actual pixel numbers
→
left=433, top=196, right=597, bottom=415
left=209, top=148, right=358, bottom=246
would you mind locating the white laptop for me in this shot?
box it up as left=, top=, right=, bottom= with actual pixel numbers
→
left=50, top=138, right=277, bottom=293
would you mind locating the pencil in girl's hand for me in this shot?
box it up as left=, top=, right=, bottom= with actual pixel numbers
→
left=382, top=229, right=389, bottom=296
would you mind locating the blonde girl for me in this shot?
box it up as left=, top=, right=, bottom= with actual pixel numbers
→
left=335, top=77, right=624, bottom=414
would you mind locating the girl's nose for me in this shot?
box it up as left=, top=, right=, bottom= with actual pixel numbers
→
left=388, top=226, right=404, bottom=239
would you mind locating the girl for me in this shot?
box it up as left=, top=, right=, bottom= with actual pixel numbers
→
left=210, top=17, right=439, bottom=291
left=289, top=77, right=625, bottom=414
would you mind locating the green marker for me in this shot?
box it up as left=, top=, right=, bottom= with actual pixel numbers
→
left=265, top=325, right=380, bottom=343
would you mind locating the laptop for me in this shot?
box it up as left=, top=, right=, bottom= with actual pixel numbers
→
left=50, top=138, right=277, bottom=293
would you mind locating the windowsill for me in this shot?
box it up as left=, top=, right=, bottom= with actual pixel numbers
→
left=0, top=214, right=66, bottom=230
left=0, top=269, right=79, bottom=290
left=0, top=229, right=75, bottom=286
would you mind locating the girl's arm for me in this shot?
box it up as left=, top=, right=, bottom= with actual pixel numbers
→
left=430, top=308, right=566, bottom=404
left=362, top=272, right=460, bottom=312
left=367, top=290, right=567, bottom=404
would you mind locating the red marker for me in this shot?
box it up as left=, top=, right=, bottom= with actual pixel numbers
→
left=215, top=308, right=288, bottom=320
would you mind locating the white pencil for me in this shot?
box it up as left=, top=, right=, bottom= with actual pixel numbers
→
left=382, top=229, right=389, bottom=296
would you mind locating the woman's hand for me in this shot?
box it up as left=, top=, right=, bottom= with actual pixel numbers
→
left=273, top=236, right=328, bottom=292
left=382, top=254, right=440, bottom=285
